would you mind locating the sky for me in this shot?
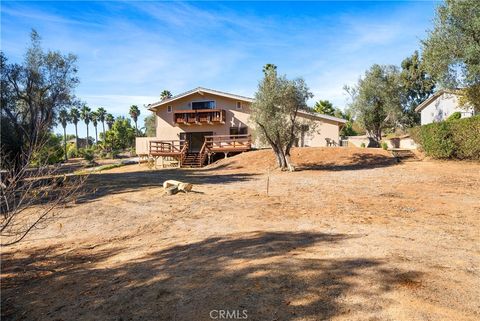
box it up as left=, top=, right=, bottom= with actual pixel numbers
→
left=1, top=0, right=439, bottom=137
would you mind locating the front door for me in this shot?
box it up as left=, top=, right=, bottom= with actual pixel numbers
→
left=182, top=132, right=213, bottom=152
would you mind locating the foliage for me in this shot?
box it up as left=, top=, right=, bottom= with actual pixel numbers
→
left=0, top=30, right=79, bottom=170
left=31, top=133, right=65, bottom=165
left=313, top=100, right=335, bottom=116
left=67, top=144, right=78, bottom=158
left=105, top=116, right=136, bottom=150
left=144, top=114, right=156, bottom=137
left=410, top=116, right=480, bottom=159
left=334, top=109, right=358, bottom=136
left=447, top=111, right=461, bottom=121
left=381, top=141, right=388, bottom=150
left=129, top=105, right=140, bottom=133
left=160, top=90, right=173, bottom=100
left=96, top=107, right=107, bottom=141
left=105, top=113, right=115, bottom=129
left=79, top=147, right=95, bottom=163
left=422, top=0, right=480, bottom=112
left=251, top=64, right=314, bottom=170
left=345, top=64, right=404, bottom=144
left=360, top=143, right=366, bottom=148
left=399, top=51, right=436, bottom=126
left=80, top=105, right=91, bottom=146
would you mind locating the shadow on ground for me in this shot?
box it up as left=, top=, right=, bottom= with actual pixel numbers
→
left=297, top=153, right=398, bottom=171
left=1, top=231, right=421, bottom=321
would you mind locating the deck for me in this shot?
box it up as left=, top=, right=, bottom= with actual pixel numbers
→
left=145, top=134, right=252, bottom=168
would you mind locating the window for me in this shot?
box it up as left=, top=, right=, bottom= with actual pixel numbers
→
left=230, top=127, right=248, bottom=136
left=236, top=101, right=242, bottom=109
left=167, top=105, right=172, bottom=113
left=192, top=101, right=215, bottom=110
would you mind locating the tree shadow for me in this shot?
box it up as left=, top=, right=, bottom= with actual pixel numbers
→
left=1, top=231, right=422, bottom=321
left=75, top=167, right=258, bottom=203
left=297, top=152, right=398, bottom=171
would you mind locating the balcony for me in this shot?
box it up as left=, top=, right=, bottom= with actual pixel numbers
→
left=173, top=109, right=226, bottom=125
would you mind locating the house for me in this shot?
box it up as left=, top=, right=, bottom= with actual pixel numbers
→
left=136, top=87, right=346, bottom=167
left=415, top=89, right=475, bottom=125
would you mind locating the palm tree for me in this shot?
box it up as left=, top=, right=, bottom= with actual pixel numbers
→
left=96, top=107, right=107, bottom=143
left=129, top=105, right=140, bottom=135
left=262, top=63, right=277, bottom=74
left=91, top=111, right=99, bottom=143
left=160, top=90, right=172, bottom=101
left=70, top=107, right=80, bottom=149
left=80, top=105, right=91, bottom=147
left=105, top=113, right=115, bottom=130
left=58, top=109, right=70, bottom=161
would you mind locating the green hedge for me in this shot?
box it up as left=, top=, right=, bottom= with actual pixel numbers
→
left=409, top=116, right=480, bottom=160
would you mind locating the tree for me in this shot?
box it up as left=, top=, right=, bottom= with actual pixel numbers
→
left=144, top=114, right=156, bottom=137
left=400, top=51, right=436, bottom=126
left=313, top=100, right=335, bottom=116
left=105, top=117, right=136, bottom=150
left=129, top=105, right=140, bottom=135
left=344, top=64, right=404, bottom=143
left=422, top=0, right=480, bottom=112
left=0, top=30, right=79, bottom=170
left=105, top=113, right=115, bottom=129
left=262, top=63, right=277, bottom=74
left=80, top=105, right=91, bottom=147
left=69, top=107, right=80, bottom=149
left=91, top=111, right=99, bottom=143
left=160, top=90, right=173, bottom=100
left=58, top=109, right=70, bottom=161
left=251, top=65, right=314, bottom=171
left=96, top=107, right=107, bottom=143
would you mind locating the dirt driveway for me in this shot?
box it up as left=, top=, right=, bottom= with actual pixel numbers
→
left=2, top=148, right=479, bottom=321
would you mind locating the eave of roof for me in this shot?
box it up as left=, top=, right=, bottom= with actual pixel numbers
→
left=297, top=110, right=347, bottom=123
left=415, top=89, right=462, bottom=112
left=148, top=87, right=254, bottom=110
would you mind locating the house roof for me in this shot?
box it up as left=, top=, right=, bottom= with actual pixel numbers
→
left=415, top=89, right=461, bottom=112
left=148, top=87, right=254, bottom=110
left=147, top=86, right=347, bottom=123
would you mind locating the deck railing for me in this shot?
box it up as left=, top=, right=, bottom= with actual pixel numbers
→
left=149, top=140, right=187, bottom=155
left=173, top=109, right=226, bottom=125
left=204, top=134, right=252, bottom=151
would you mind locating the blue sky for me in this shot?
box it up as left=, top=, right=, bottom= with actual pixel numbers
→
left=1, top=1, right=438, bottom=137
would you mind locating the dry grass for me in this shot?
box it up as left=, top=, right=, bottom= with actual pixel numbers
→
left=2, top=147, right=479, bottom=321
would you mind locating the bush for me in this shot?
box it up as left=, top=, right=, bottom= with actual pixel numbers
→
left=67, top=144, right=78, bottom=158
left=360, top=143, right=366, bottom=148
left=79, top=148, right=95, bottom=163
left=381, top=141, right=388, bottom=150
left=410, top=116, right=480, bottom=160
left=31, top=133, right=64, bottom=165
left=447, top=111, right=461, bottom=121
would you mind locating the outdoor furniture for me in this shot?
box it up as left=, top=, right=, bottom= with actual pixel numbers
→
left=325, top=138, right=338, bottom=147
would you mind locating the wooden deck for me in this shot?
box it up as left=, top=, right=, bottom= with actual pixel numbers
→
left=147, top=134, right=252, bottom=168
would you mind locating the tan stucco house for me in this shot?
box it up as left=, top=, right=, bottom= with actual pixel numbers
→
left=415, top=89, right=475, bottom=125
left=136, top=87, right=346, bottom=167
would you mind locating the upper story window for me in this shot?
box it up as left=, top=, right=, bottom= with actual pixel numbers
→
left=192, top=101, right=215, bottom=110
left=167, top=105, right=172, bottom=113
left=236, top=101, right=242, bottom=109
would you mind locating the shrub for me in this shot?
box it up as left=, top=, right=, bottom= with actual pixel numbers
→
left=410, top=116, right=480, bottom=160
left=31, top=133, right=64, bottom=165
left=381, top=141, right=388, bottom=150
left=79, top=148, right=95, bottom=163
left=360, top=142, right=366, bottom=148
left=67, top=144, right=78, bottom=158
left=447, top=111, right=461, bottom=121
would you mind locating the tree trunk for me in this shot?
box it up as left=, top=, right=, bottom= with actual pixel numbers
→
left=102, top=122, right=105, bottom=144
left=94, top=126, right=98, bottom=144
left=63, top=126, right=68, bottom=161
left=86, top=124, right=89, bottom=148
left=74, top=124, right=78, bottom=149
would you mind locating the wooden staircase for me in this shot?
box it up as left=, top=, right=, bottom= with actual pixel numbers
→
left=181, top=152, right=204, bottom=168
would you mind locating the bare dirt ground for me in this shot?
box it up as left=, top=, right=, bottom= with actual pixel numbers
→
left=2, top=147, right=479, bottom=321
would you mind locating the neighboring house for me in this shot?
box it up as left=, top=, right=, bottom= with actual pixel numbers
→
left=136, top=87, right=346, bottom=167
left=415, top=89, right=475, bottom=125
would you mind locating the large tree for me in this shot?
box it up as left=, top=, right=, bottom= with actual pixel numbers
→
left=251, top=64, right=314, bottom=171
left=400, top=51, right=436, bottom=126
left=144, top=113, right=156, bottom=137
left=91, top=111, right=99, bottom=143
left=0, top=30, right=79, bottom=170
left=422, top=0, right=480, bottom=112
left=80, top=105, right=91, bottom=147
left=96, top=107, right=107, bottom=143
left=160, top=90, right=173, bottom=100
left=58, top=109, right=70, bottom=161
left=313, top=100, right=335, bottom=116
left=129, top=105, right=140, bottom=135
left=105, top=117, right=136, bottom=150
left=69, top=107, right=80, bottom=149
left=105, top=113, right=115, bottom=130
left=345, top=64, right=404, bottom=143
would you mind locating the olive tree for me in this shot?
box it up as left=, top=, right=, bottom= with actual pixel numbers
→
left=250, top=65, right=314, bottom=171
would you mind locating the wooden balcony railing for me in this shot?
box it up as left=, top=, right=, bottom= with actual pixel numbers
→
left=149, top=140, right=187, bottom=156
left=173, top=109, right=226, bottom=125
left=204, top=134, right=252, bottom=151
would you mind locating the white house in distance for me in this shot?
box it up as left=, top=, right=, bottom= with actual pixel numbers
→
left=415, top=89, right=475, bottom=125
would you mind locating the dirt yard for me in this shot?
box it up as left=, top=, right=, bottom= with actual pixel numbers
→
left=2, top=147, right=479, bottom=321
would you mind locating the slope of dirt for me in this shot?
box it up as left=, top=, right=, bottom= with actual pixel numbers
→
left=208, top=146, right=395, bottom=172
left=1, top=148, right=479, bottom=321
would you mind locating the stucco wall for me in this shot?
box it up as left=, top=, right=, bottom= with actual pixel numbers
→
left=148, top=92, right=342, bottom=148
left=421, top=93, right=474, bottom=125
